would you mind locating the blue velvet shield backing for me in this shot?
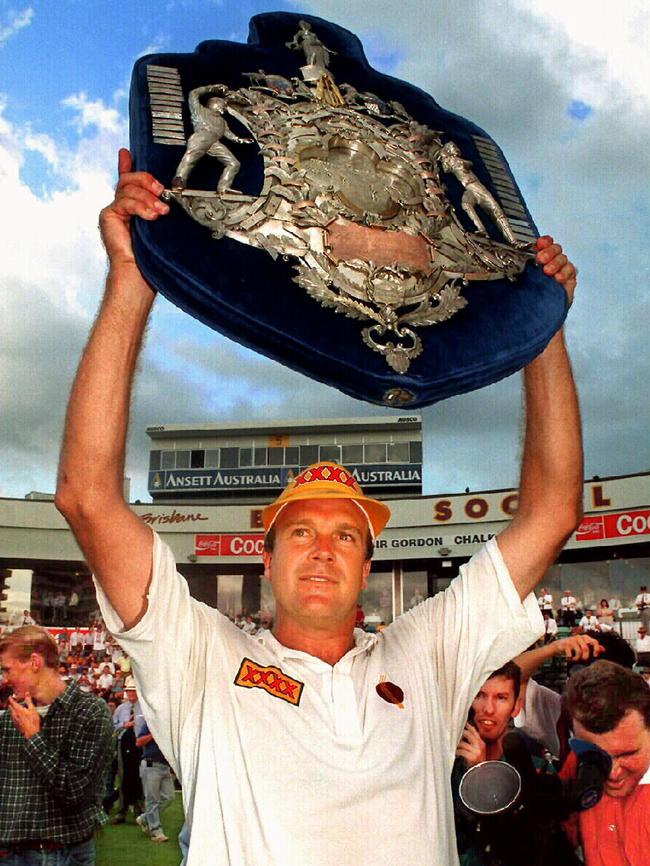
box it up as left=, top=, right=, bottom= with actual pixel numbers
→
left=129, top=11, right=568, bottom=408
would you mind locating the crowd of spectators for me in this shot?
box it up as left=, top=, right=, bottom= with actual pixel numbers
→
left=0, top=618, right=132, bottom=709
left=228, top=611, right=274, bottom=636
left=535, top=584, right=650, bottom=633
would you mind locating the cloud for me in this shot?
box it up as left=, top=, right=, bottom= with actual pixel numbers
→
left=0, top=6, right=34, bottom=47
left=0, top=94, right=126, bottom=497
left=23, top=129, right=60, bottom=169
left=1, top=2, right=648, bottom=505
left=137, top=35, right=170, bottom=59
left=288, top=0, right=650, bottom=482
left=61, top=92, right=123, bottom=134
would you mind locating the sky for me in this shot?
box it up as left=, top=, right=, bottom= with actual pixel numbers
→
left=0, top=0, right=648, bottom=504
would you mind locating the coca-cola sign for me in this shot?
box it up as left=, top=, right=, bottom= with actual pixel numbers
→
left=195, top=534, right=265, bottom=557
left=575, top=509, right=650, bottom=542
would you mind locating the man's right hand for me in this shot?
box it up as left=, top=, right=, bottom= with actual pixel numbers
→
left=99, top=148, right=169, bottom=268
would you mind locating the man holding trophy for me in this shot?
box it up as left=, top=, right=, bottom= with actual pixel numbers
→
left=53, top=140, right=581, bottom=864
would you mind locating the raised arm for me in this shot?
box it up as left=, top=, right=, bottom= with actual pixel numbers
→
left=55, top=149, right=169, bottom=629
left=497, top=236, right=583, bottom=601
left=514, top=634, right=602, bottom=681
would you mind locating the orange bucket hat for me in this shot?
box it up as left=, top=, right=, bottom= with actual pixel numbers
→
left=262, top=462, right=391, bottom=539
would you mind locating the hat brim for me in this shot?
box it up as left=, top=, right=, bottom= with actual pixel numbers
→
left=262, top=488, right=390, bottom=539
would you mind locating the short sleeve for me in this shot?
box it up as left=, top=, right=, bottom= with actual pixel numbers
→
left=94, top=531, right=215, bottom=770
left=392, top=538, right=543, bottom=754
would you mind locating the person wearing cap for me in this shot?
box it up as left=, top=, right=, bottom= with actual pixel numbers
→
left=111, top=676, right=144, bottom=824
left=54, top=151, right=582, bottom=866
left=635, top=585, right=650, bottom=632
left=635, top=626, right=650, bottom=667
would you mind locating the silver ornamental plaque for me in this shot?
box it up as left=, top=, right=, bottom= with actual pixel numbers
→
left=148, top=20, right=537, bottom=377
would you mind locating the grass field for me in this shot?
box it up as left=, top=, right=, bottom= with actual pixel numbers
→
left=96, top=793, right=185, bottom=866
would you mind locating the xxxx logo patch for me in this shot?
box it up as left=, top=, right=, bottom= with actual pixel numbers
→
left=234, top=658, right=304, bottom=706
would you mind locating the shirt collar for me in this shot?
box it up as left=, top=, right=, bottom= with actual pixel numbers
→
left=45, top=680, right=77, bottom=711
left=256, top=626, right=376, bottom=668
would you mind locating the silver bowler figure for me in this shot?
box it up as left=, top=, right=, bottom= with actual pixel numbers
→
left=439, top=141, right=520, bottom=246
left=171, top=85, right=252, bottom=193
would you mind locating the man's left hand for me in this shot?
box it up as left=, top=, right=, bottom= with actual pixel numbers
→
left=536, top=236, right=577, bottom=304
left=8, top=693, right=41, bottom=739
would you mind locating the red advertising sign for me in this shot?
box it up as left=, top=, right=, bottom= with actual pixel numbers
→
left=575, top=509, right=650, bottom=542
left=575, top=516, right=605, bottom=541
left=195, top=534, right=265, bottom=557
left=195, top=535, right=221, bottom=555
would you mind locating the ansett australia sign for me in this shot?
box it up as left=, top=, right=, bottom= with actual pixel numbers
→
left=150, top=463, right=421, bottom=493
left=151, top=467, right=294, bottom=492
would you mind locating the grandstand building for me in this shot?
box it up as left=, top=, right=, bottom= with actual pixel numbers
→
left=146, top=415, right=423, bottom=504
left=0, top=414, right=648, bottom=635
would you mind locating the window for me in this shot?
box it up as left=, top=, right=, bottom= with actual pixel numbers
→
left=364, top=443, right=386, bottom=464
left=149, top=450, right=161, bottom=470
left=220, top=447, right=239, bottom=469
left=239, top=448, right=252, bottom=467
left=175, top=450, right=190, bottom=469
left=299, top=445, right=318, bottom=466
left=402, top=569, right=429, bottom=610
left=268, top=447, right=284, bottom=466
left=342, top=445, right=363, bottom=465
left=319, top=445, right=341, bottom=462
left=387, top=442, right=409, bottom=463
left=205, top=449, right=219, bottom=468
left=161, top=451, right=175, bottom=469
left=216, top=575, right=243, bottom=620
left=191, top=450, right=204, bottom=469
left=410, top=440, right=422, bottom=463
left=254, top=448, right=268, bottom=467
left=285, top=446, right=299, bottom=465
left=359, top=564, right=394, bottom=627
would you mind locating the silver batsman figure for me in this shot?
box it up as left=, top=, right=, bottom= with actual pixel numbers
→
left=171, top=85, right=253, bottom=193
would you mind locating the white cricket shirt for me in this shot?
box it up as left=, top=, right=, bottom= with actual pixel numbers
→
left=96, top=532, right=542, bottom=866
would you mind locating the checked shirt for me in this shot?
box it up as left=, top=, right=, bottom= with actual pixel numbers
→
left=0, top=681, right=114, bottom=845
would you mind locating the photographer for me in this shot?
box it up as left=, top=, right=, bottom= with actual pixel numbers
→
left=452, top=662, right=582, bottom=866
left=561, top=660, right=650, bottom=865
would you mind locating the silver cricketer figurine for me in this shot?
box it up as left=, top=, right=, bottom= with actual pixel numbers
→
left=439, top=141, right=521, bottom=246
left=171, top=85, right=253, bottom=193
left=286, top=19, right=335, bottom=69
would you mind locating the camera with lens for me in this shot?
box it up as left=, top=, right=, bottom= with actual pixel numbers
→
left=456, top=731, right=612, bottom=866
